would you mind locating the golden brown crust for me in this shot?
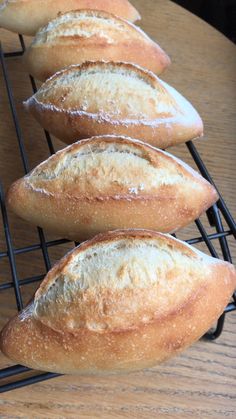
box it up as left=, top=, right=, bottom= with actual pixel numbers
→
left=7, top=136, right=217, bottom=241
left=26, top=104, right=203, bottom=148
left=1, top=231, right=235, bottom=374
left=29, top=60, right=169, bottom=96
left=0, top=0, right=140, bottom=36
left=24, top=9, right=170, bottom=81
left=7, top=183, right=217, bottom=241
left=24, top=61, right=203, bottom=148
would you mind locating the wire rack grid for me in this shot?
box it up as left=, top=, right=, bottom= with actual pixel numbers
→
left=0, top=34, right=236, bottom=393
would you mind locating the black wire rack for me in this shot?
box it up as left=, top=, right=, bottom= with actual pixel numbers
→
left=0, top=34, right=236, bottom=394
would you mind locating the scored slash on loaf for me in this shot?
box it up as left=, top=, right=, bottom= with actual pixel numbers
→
left=6, top=136, right=218, bottom=241
left=1, top=230, right=235, bottom=374
left=24, top=61, right=204, bottom=148
left=25, top=9, right=170, bottom=81
left=0, top=0, right=140, bottom=36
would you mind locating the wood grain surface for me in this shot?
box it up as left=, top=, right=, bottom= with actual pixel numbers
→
left=0, top=0, right=236, bottom=417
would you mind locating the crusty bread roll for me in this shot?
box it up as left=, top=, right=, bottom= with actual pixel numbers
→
left=7, top=136, right=218, bottom=241
left=24, top=61, right=203, bottom=148
left=25, top=9, right=170, bottom=81
left=0, top=0, right=140, bottom=36
left=1, top=230, right=235, bottom=374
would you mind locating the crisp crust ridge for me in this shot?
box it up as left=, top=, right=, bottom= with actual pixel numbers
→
left=24, top=135, right=213, bottom=196
left=32, top=9, right=148, bottom=44
left=24, top=61, right=178, bottom=119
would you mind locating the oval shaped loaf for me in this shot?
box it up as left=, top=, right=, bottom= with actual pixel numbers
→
left=24, top=61, right=203, bottom=148
left=25, top=9, right=170, bottom=81
left=7, top=136, right=218, bottom=240
left=0, top=0, right=140, bottom=36
left=1, top=230, right=235, bottom=374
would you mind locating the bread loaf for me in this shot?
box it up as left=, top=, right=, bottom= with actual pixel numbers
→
left=24, top=61, right=203, bottom=148
left=1, top=230, right=235, bottom=374
left=0, top=0, right=140, bottom=36
left=7, top=136, right=218, bottom=241
left=25, top=9, right=170, bottom=81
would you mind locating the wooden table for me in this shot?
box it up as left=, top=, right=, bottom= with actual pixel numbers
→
left=0, top=0, right=236, bottom=417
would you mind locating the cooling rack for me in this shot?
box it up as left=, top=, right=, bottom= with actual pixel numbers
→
left=0, top=34, right=235, bottom=393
